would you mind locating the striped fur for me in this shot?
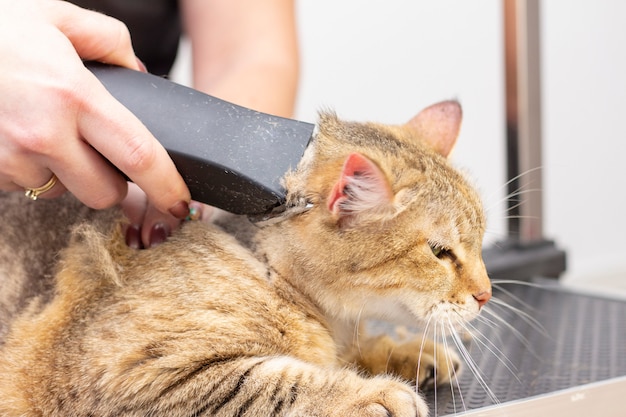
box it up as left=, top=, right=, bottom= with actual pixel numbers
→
left=0, top=101, right=488, bottom=416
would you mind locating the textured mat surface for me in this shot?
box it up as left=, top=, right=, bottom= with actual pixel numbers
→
left=424, top=282, right=626, bottom=416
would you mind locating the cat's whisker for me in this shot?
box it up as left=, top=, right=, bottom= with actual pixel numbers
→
left=468, top=310, right=513, bottom=354
left=449, top=322, right=469, bottom=415
left=478, top=305, right=533, bottom=350
left=500, top=215, right=541, bottom=221
left=483, top=219, right=547, bottom=243
left=498, top=200, right=524, bottom=215
left=457, top=309, right=517, bottom=364
left=484, top=187, right=543, bottom=214
left=434, top=319, right=453, bottom=417
left=491, top=280, right=548, bottom=328
left=503, top=187, right=543, bottom=200
left=353, top=302, right=367, bottom=358
left=482, top=167, right=543, bottom=204
left=502, top=166, right=543, bottom=189
left=488, top=297, right=549, bottom=339
left=458, top=313, right=520, bottom=381
left=491, top=279, right=549, bottom=289
left=483, top=171, right=543, bottom=216
left=479, top=303, right=547, bottom=363
left=484, top=295, right=551, bottom=365
left=440, top=320, right=466, bottom=416
left=416, top=313, right=435, bottom=393
left=467, top=307, right=508, bottom=333
left=448, top=317, right=500, bottom=405
left=497, top=186, right=543, bottom=203
left=384, top=342, right=397, bottom=376
left=499, top=192, right=538, bottom=208
left=432, top=320, right=439, bottom=417
left=481, top=235, right=510, bottom=248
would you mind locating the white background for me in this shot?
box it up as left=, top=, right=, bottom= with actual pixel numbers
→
left=172, top=0, right=626, bottom=290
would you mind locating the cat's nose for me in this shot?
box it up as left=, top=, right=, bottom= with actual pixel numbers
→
left=473, top=291, right=491, bottom=309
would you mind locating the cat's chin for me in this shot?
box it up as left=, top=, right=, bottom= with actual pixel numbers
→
left=426, top=297, right=482, bottom=326
left=355, top=296, right=435, bottom=327
left=369, top=295, right=483, bottom=331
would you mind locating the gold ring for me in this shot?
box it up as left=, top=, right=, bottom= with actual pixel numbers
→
left=24, top=174, right=58, bottom=200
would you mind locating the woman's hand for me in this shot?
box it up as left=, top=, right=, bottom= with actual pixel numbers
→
left=0, top=0, right=190, bottom=220
left=122, top=184, right=214, bottom=249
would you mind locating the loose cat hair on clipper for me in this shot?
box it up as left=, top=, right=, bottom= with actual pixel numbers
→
left=0, top=100, right=490, bottom=417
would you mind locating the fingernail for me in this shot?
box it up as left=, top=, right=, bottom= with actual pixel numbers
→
left=136, top=57, right=147, bottom=73
left=149, top=223, right=170, bottom=247
left=186, top=202, right=203, bottom=221
left=168, top=200, right=190, bottom=220
left=125, top=225, right=143, bottom=250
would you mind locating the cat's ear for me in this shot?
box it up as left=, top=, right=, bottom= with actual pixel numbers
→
left=327, top=153, right=393, bottom=226
left=406, top=100, right=462, bottom=157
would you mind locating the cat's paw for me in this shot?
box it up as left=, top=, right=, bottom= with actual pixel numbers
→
left=338, top=377, right=428, bottom=417
left=416, top=345, right=461, bottom=389
left=356, top=333, right=462, bottom=389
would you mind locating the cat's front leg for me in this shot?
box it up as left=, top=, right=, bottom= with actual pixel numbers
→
left=352, top=333, right=462, bottom=389
left=153, top=355, right=428, bottom=417
left=255, top=356, right=429, bottom=417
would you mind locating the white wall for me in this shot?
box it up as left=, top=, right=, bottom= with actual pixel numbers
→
left=541, top=0, right=626, bottom=285
left=294, top=0, right=507, bottom=247
left=173, top=0, right=626, bottom=285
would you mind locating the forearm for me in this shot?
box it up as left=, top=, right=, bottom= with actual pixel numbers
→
left=194, top=53, right=299, bottom=118
left=180, top=0, right=299, bottom=118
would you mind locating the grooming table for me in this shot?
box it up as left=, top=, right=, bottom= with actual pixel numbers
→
left=428, top=282, right=626, bottom=416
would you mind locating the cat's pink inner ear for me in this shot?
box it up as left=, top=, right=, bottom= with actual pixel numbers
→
left=406, top=100, right=462, bottom=157
left=327, top=153, right=393, bottom=216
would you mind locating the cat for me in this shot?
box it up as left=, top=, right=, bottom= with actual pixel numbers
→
left=0, top=100, right=490, bottom=417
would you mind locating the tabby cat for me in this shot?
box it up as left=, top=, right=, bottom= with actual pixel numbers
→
left=0, top=100, right=490, bottom=417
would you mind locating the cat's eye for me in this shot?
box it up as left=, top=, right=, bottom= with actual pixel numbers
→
left=429, top=244, right=450, bottom=260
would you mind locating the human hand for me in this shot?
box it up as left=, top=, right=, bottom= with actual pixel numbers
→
left=0, top=0, right=190, bottom=219
left=122, top=185, right=214, bottom=249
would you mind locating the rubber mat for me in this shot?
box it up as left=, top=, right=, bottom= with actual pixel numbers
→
left=423, top=282, right=626, bottom=416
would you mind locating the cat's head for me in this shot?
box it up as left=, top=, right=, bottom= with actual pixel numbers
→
left=278, top=101, right=490, bottom=326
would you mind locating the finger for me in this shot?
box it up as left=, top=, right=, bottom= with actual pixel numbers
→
left=120, top=183, right=148, bottom=249
left=121, top=182, right=149, bottom=226
left=0, top=63, right=128, bottom=208
left=24, top=173, right=67, bottom=200
left=36, top=183, right=67, bottom=200
left=1, top=177, right=66, bottom=199
left=141, top=203, right=181, bottom=248
left=45, top=1, right=140, bottom=70
left=76, top=72, right=191, bottom=217
left=189, top=201, right=215, bottom=222
left=47, top=129, right=129, bottom=209
left=0, top=181, right=22, bottom=192
left=0, top=149, right=66, bottom=197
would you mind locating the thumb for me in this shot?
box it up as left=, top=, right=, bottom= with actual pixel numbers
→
left=45, top=1, right=140, bottom=70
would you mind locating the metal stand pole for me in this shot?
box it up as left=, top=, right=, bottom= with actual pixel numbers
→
left=483, top=0, right=566, bottom=280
